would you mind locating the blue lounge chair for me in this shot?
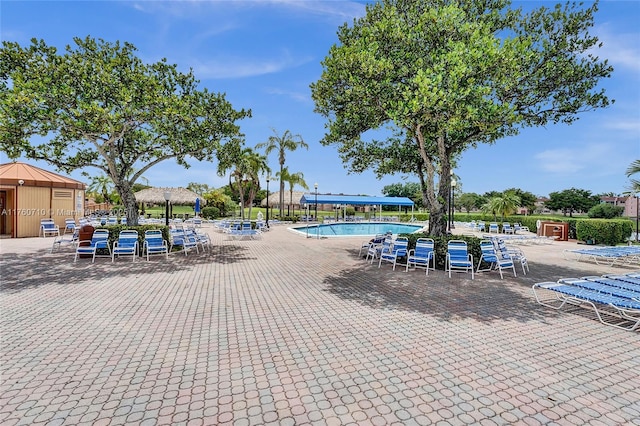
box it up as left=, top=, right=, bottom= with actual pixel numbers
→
left=488, top=223, right=499, bottom=234
left=446, top=240, right=474, bottom=279
left=476, top=240, right=516, bottom=279
left=170, top=229, right=199, bottom=255
left=74, top=229, right=110, bottom=263
left=406, top=238, right=435, bottom=275
left=143, top=230, right=168, bottom=261
left=112, top=230, right=139, bottom=262
left=378, top=237, right=408, bottom=270
left=532, top=279, right=640, bottom=331
left=40, top=219, right=60, bottom=237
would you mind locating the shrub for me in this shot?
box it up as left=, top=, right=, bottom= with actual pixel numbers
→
left=575, top=219, right=633, bottom=245
left=399, top=232, right=482, bottom=270
left=201, top=206, right=220, bottom=220
left=587, top=204, right=624, bottom=219
left=93, top=224, right=170, bottom=255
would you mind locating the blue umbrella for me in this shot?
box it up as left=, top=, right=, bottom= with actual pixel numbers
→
left=195, top=197, right=201, bottom=216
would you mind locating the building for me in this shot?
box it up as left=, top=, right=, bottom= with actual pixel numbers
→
left=0, top=162, right=86, bottom=238
left=600, top=195, right=639, bottom=219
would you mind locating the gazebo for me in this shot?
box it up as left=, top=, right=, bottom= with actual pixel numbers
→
left=0, top=162, right=86, bottom=238
left=134, top=187, right=206, bottom=219
left=134, top=187, right=205, bottom=206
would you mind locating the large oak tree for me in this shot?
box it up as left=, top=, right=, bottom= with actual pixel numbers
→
left=0, top=37, right=250, bottom=225
left=311, top=0, right=613, bottom=236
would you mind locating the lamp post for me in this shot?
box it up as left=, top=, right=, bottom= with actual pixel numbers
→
left=266, top=175, right=270, bottom=228
left=163, top=190, right=171, bottom=227
left=304, top=203, right=309, bottom=237
left=451, top=178, right=457, bottom=230
left=314, top=183, right=318, bottom=222
left=636, top=193, right=640, bottom=243
left=314, top=183, right=319, bottom=239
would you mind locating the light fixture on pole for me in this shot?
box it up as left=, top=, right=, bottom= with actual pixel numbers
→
left=451, top=178, right=457, bottom=230
left=314, top=183, right=319, bottom=239
left=266, top=175, right=270, bottom=228
left=163, top=190, right=171, bottom=227
left=314, top=183, right=318, bottom=222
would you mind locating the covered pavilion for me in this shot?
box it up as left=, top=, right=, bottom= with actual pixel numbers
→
left=299, top=194, right=415, bottom=220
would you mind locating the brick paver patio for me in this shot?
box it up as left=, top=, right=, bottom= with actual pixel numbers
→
left=1, top=224, right=639, bottom=425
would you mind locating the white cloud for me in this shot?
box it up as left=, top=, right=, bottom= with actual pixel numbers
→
left=595, top=24, right=640, bottom=74
left=129, top=0, right=366, bottom=21
left=534, top=143, right=619, bottom=175
left=191, top=51, right=314, bottom=79
left=264, top=87, right=311, bottom=103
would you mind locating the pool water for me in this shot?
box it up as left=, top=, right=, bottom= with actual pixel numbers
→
left=291, top=222, right=424, bottom=237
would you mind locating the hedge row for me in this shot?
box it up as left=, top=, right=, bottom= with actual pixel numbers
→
left=397, top=213, right=634, bottom=245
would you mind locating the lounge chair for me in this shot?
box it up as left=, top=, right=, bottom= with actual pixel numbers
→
left=74, top=229, right=110, bottom=263
left=40, top=219, right=60, bottom=237
left=63, top=218, right=77, bottom=235
left=378, top=237, right=408, bottom=270
left=359, top=234, right=385, bottom=257
left=502, top=223, right=514, bottom=234
left=51, top=227, right=80, bottom=253
left=476, top=240, right=516, bottom=279
left=406, top=237, right=435, bottom=275
left=494, top=238, right=529, bottom=275
left=446, top=240, right=474, bottom=279
left=112, top=230, right=139, bottom=262
left=170, top=228, right=199, bottom=255
left=488, top=223, right=499, bottom=234
left=143, top=230, right=168, bottom=261
left=532, top=278, right=640, bottom=331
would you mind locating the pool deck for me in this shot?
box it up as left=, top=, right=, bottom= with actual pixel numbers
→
left=1, top=224, right=639, bottom=425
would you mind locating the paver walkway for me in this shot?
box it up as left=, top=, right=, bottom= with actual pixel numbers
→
left=1, top=225, right=639, bottom=425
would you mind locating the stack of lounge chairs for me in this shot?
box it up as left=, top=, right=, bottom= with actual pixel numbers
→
left=532, top=273, right=640, bottom=331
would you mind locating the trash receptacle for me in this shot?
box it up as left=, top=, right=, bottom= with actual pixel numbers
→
left=78, top=224, right=95, bottom=258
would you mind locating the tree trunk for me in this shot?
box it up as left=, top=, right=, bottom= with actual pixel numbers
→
left=115, top=181, right=139, bottom=226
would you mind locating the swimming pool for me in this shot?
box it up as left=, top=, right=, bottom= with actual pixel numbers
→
left=290, top=222, right=424, bottom=237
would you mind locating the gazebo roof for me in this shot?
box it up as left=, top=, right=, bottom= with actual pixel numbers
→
left=0, top=162, right=85, bottom=189
left=134, top=187, right=206, bottom=206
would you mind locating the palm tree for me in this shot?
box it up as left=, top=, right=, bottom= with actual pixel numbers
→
left=256, top=129, right=308, bottom=217
left=218, top=145, right=269, bottom=221
left=278, top=167, right=309, bottom=216
left=626, top=159, right=640, bottom=192
left=482, top=193, right=521, bottom=221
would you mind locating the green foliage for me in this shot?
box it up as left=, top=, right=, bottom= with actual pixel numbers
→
left=457, top=192, right=482, bottom=213
left=311, top=0, right=612, bottom=237
left=217, top=141, right=269, bottom=221
left=481, top=193, right=521, bottom=221
left=400, top=232, right=482, bottom=271
left=201, top=206, right=220, bottom=220
left=576, top=219, right=633, bottom=246
left=1, top=36, right=249, bottom=226
left=587, top=203, right=624, bottom=219
left=93, top=224, right=170, bottom=255
left=545, top=188, right=600, bottom=217
left=256, top=129, right=308, bottom=215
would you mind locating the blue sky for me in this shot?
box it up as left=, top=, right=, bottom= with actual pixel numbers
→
left=1, top=0, right=639, bottom=198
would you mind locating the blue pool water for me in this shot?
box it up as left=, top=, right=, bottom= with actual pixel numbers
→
left=291, top=222, right=423, bottom=237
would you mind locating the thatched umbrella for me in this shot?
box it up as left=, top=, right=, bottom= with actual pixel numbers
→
left=134, top=187, right=206, bottom=206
